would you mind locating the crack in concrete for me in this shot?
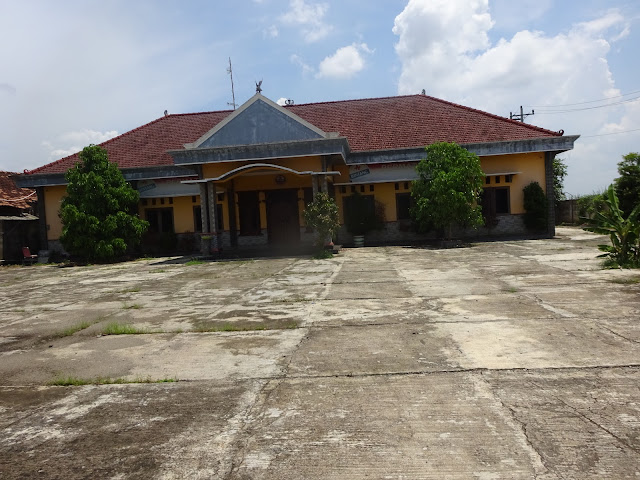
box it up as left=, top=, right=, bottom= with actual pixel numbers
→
left=477, top=374, right=561, bottom=480
left=526, top=378, right=640, bottom=457
left=598, top=323, right=640, bottom=346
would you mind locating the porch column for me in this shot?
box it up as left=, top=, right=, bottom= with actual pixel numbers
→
left=311, top=175, right=318, bottom=198
left=259, top=191, right=267, bottom=233
left=321, top=156, right=329, bottom=194
left=207, top=182, right=218, bottom=251
left=199, top=183, right=210, bottom=254
left=545, top=152, right=556, bottom=238
left=227, top=180, right=238, bottom=248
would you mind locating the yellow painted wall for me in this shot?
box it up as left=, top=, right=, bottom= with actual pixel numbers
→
left=44, top=185, right=67, bottom=241
left=480, top=152, right=546, bottom=214
left=42, top=152, right=545, bottom=243
left=138, top=196, right=203, bottom=234
left=333, top=182, right=406, bottom=224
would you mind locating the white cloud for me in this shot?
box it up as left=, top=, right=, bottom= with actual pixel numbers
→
left=276, top=97, right=288, bottom=106
left=280, top=0, right=332, bottom=42
left=317, top=43, right=372, bottom=79
left=264, top=25, right=279, bottom=38
left=42, top=129, right=119, bottom=161
left=290, top=54, right=315, bottom=76
left=392, top=0, right=635, bottom=195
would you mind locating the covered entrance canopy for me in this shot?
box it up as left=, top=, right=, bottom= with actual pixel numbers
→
left=171, top=94, right=345, bottom=253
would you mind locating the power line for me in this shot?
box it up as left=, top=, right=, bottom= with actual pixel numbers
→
left=582, top=127, right=640, bottom=138
left=533, top=95, right=640, bottom=114
left=525, top=89, right=640, bottom=108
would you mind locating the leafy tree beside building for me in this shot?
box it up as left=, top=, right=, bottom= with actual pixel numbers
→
left=410, top=142, right=484, bottom=240
left=60, top=145, right=148, bottom=261
left=615, top=152, right=640, bottom=216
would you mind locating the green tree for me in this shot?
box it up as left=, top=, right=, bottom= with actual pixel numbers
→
left=410, top=142, right=484, bottom=240
left=60, top=145, right=148, bottom=261
left=582, top=185, right=640, bottom=268
left=553, top=157, right=568, bottom=206
left=523, top=181, right=548, bottom=231
left=302, top=192, right=340, bottom=251
left=614, top=152, right=640, bottom=215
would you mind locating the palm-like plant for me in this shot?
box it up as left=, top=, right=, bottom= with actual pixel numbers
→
left=582, top=185, right=640, bottom=268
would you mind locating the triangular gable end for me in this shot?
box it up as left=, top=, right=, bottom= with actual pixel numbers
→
left=185, top=93, right=328, bottom=149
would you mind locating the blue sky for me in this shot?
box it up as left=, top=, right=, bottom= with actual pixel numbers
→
left=1, top=0, right=639, bottom=195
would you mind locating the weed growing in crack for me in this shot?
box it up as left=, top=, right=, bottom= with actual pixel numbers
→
left=610, top=277, right=640, bottom=285
left=101, top=322, right=147, bottom=335
left=120, top=286, right=141, bottom=293
left=54, top=321, right=94, bottom=338
left=122, top=303, right=142, bottom=310
left=185, top=259, right=206, bottom=266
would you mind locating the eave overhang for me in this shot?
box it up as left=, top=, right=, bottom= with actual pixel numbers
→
left=347, top=135, right=580, bottom=165
left=14, top=165, right=199, bottom=188
left=169, top=137, right=350, bottom=166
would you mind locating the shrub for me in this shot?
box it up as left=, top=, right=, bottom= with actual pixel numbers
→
left=576, top=191, right=607, bottom=219
left=523, top=181, right=548, bottom=231
left=582, top=185, right=640, bottom=268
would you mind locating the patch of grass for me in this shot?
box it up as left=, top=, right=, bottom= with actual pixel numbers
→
left=54, top=321, right=93, bottom=338
left=185, top=259, right=206, bottom=266
left=120, top=286, right=141, bottom=293
left=49, top=376, right=177, bottom=386
left=503, top=287, right=519, bottom=293
left=122, top=303, right=143, bottom=310
left=192, top=321, right=298, bottom=333
left=312, top=250, right=333, bottom=260
left=610, top=277, right=640, bottom=285
left=101, top=322, right=147, bottom=335
left=278, top=296, right=311, bottom=303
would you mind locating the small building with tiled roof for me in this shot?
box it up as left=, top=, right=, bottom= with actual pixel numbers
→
left=16, top=92, right=579, bottom=254
left=0, top=171, right=39, bottom=262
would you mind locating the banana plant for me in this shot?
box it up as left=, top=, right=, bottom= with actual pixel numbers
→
left=582, top=185, right=640, bottom=267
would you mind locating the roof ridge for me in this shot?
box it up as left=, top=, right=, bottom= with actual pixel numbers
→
left=286, top=94, right=419, bottom=108
left=419, top=94, right=562, bottom=137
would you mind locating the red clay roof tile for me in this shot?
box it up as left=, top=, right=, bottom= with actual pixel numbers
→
left=0, top=172, right=36, bottom=209
left=27, top=94, right=561, bottom=175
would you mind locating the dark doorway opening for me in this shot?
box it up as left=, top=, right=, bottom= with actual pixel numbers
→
left=266, top=189, right=300, bottom=246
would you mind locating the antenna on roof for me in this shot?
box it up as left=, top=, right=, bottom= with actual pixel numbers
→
left=285, top=99, right=294, bottom=106
left=164, top=110, right=168, bottom=116
left=421, top=89, right=426, bottom=95
left=227, top=57, right=237, bottom=110
left=510, top=105, right=534, bottom=122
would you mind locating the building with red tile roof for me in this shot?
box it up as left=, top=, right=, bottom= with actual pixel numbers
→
left=16, top=93, right=578, bottom=254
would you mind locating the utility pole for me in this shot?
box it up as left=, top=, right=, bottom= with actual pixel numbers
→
left=510, top=105, right=534, bottom=122
left=227, top=57, right=237, bottom=110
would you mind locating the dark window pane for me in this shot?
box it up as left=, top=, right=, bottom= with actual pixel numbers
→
left=495, top=188, right=509, bottom=214
left=194, top=206, right=202, bottom=232
left=217, top=203, right=224, bottom=230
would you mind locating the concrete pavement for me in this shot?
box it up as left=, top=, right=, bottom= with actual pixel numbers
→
left=1, top=226, right=639, bottom=478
